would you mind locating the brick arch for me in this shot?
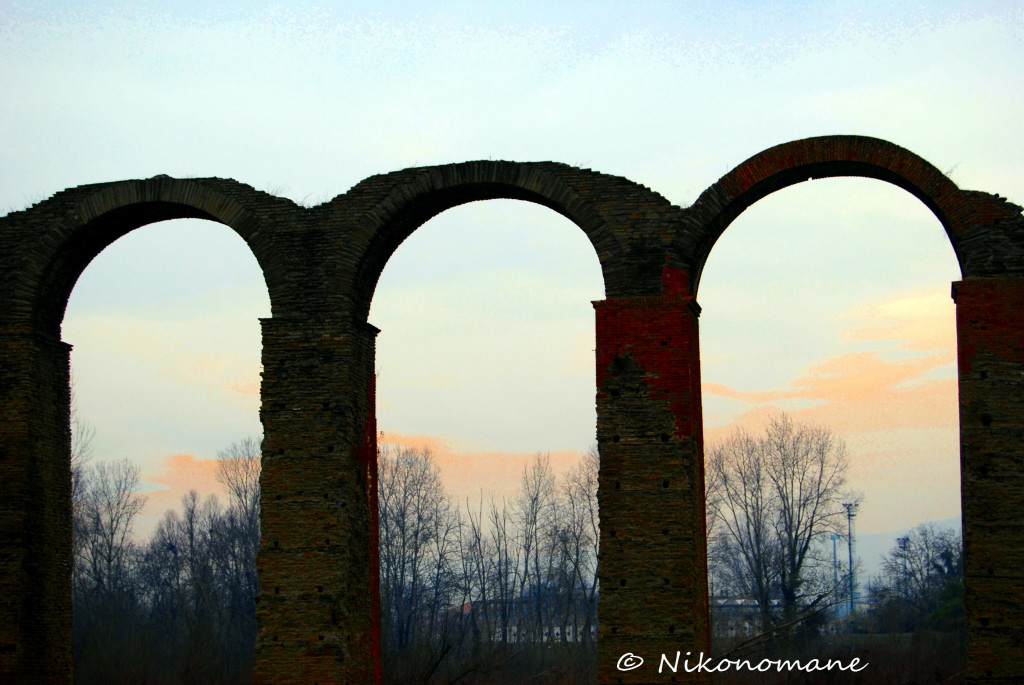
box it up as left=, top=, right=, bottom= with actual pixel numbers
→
left=339, top=160, right=673, bottom=319
left=8, top=176, right=287, bottom=339
left=0, top=175, right=290, bottom=683
left=685, top=135, right=974, bottom=295
left=4, top=152, right=1021, bottom=684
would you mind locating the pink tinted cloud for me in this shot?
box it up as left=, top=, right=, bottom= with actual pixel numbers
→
left=705, top=351, right=955, bottom=438
left=226, top=376, right=260, bottom=395
left=380, top=431, right=585, bottom=505
left=702, top=286, right=960, bottom=532
left=703, top=285, right=957, bottom=438
left=138, top=453, right=226, bottom=535
left=839, top=286, right=957, bottom=355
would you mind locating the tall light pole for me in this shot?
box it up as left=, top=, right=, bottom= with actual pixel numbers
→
left=897, top=535, right=910, bottom=606
left=831, top=533, right=840, bottom=586
left=843, top=501, right=859, bottom=618
left=831, top=533, right=840, bottom=619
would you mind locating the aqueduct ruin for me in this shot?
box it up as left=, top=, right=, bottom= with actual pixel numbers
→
left=1, top=136, right=1021, bottom=684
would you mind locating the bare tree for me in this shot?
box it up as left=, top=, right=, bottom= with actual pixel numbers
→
left=72, top=458, right=148, bottom=682
left=74, top=458, right=147, bottom=599
left=708, top=415, right=851, bottom=636
left=710, top=429, right=780, bottom=633
left=70, top=379, right=96, bottom=603
left=217, top=436, right=261, bottom=526
left=71, top=440, right=611, bottom=683
left=704, top=442, right=727, bottom=599
left=216, top=436, right=261, bottom=638
left=559, top=445, right=599, bottom=648
left=378, top=444, right=465, bottom=683
left=763, top=415, right=849, bottom=623
left=514, top=454, right=558, bottom=642
left=487, top=493, right=521, bottom=648
left=869, top=524, right=963, bottom=634
left=70, top=377, right=96, bottom=503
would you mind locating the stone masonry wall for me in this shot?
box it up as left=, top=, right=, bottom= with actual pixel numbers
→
left=0, top=136, right=1020, bottom=684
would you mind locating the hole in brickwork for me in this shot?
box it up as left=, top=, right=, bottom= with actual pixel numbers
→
left=613, top=435, right=620, bottom=442
left=660, top=433, right=670, bottom=442
left=274, top=586, right=280, bottom=595
left=317, top=585, right=323, bottom=593
left=981, top=413, right=993, bottom=427
left=619, top=579, right=626, bottom=586
left=662, top=480, right=669, bottom=488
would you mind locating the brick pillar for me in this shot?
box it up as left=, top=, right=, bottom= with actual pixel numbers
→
left=253, top=317, right=380, bottom=684
left=594, top=295, right=710, bottom=684
left=0, top=332, right=73, bottom=683
left=953, top=277, right=1024, bottom=684
left=359, top=358, right=383, bottom=683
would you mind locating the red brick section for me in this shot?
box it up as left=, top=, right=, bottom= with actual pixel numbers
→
left=953, top=277, right=1024, bottom=684
left=594, top=277, right=710, bottom=684
left=358, top=360, right=383, bottom=682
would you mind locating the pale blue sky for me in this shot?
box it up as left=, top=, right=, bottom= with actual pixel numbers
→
left=2, top=1, right=1021, bottom=540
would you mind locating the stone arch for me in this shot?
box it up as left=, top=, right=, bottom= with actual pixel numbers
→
left=339, top=160, right=677, bottom=318
left=3, top=148, right=1020, bottom=684
left=0, top=176, right=286, bottom=683
left=313, top=160, right=679, bottom=682
left=684, top=135, right=978, bottom=294
left=5, top=176, right=289, bottom=338
left=682, top=135, right=1024, bottom=685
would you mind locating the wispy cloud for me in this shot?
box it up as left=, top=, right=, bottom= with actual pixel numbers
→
left=702, top=285, right=959, bottom=532
left=705, top=286, right=955, bottom=423
left=381, top=431, right=586, bottom=506
left=137, top=453, right=225, bottom=538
